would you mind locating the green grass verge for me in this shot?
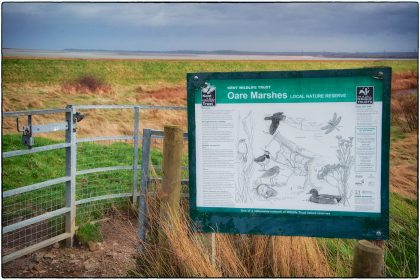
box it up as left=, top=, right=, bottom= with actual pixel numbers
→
left=75, top=223, right=103, bottom=244
left=390, top=125, right=407, bottom=142
left=3, top=58, right=417, bottom=87
left=318, top=192, right=418, bottom=277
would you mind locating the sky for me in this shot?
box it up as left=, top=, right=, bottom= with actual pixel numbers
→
left=2, top=2, right=419, bottom=53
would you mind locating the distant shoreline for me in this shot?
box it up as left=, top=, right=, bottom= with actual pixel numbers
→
left=2, top=48, right=417, bottom=61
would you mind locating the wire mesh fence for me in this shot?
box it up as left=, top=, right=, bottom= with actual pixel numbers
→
left=76, top=197, right=131, bottom=225
left=2, top=149, right=66, bottom=189
left=2, top=215, right=66, bottom=257
left=77, top=139, right=134, bottom=171
left=2, top=183, right=66, bottom=227
left=1, top=105, right=187, bottom=263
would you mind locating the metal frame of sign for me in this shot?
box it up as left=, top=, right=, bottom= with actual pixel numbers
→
left=187, top=67, right=390, bottom=240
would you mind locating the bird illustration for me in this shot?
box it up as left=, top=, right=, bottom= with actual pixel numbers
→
left=264, top=112, right=286, bottom=135
left=307, top=188, right=342, bottom=204
left=237, top=138, right=248, bottom=163
left=254, top=151, right=270, bottom=170
left=260, top=166, right=281, bottom=186
left=321, top=112, right=341, bottom=134
left=256, top=184, right=278, bottom=199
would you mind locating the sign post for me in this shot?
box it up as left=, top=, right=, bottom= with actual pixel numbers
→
left=187, top=68, right=390, bottom=240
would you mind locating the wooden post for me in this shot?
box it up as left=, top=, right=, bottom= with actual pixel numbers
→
left=159, top=125, right=183, bottom=245
left=352, top=240, right=385, bottom=277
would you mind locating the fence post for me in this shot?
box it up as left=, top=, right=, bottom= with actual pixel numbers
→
left=138, top=128, right=151, bottom=247
left=159, top=125, right=183, bottom=245
left=352, top=240, right=385, bottom=277
left=160, top=125, right=183, bottom=215
left=65, top=105, right=76, bottom=247
left=132, top=106, right=140, bottom=205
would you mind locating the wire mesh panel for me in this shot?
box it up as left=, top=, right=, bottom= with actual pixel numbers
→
left=2, top=109, right=70, bottom=261
left=76, top=197, right=131, bottom=225
left=77, top=139, right=134, bottom=171
left=76, top=170, right=133, bottom=200
left=2, top=183, right=66, bottom=228
left=2, top=213, right=66, bottom=257
left=74, top=108, right=137, bottom=226
left=149, top=137, right=164, bottom=180
left=2, top=149, right=66, bottom=189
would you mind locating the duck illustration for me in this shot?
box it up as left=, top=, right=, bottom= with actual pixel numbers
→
left=260, top=165, right=281, bottom=185
left=264, top=112, right=286, bottom=135
left=307, top=189, right=342, bottom=204
left=254, top=151, right=270, bottom=170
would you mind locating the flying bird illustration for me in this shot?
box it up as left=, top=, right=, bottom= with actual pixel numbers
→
left=321, top=112, right=341, bottom=134
left=260, top=165, right=281, bottom=185
left=264, top=112, right=286, bottom=135
left=254, top=151, right=270, bottom=170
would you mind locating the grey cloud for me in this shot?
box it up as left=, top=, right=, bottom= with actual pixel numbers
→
left=2, top=2, right=418, bottom=52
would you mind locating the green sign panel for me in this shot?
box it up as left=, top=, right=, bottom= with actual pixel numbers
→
left=187, top=68, right=390, bottom=239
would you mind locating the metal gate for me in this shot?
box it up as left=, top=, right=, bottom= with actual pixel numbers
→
left=2, top=104, right=186, bottom=263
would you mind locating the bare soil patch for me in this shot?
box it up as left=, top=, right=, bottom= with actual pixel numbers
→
left=62, top=75, right=114, bottom=95
left=2, top=216, right=138, bottom=277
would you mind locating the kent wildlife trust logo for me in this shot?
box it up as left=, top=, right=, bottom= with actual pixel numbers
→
left=356, top=86, right=374, bottom=104
left=201, top=82, right=216, bottom=106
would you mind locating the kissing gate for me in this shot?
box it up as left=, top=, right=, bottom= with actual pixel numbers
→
left=2, top=105, right=187, bottom=263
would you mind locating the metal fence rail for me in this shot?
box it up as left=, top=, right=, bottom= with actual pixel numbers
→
left=2, top=104, right=187, bottom=263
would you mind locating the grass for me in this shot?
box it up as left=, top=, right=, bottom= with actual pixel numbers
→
left=2, top=57, right=418, bottom=276
left=2, top=58, right=416, bottom=137
left=2, top=58, right=417, bottom=87
left=317, top=192, right=418, bottom=277
left=136, top=194, right=334, bottom=277
left=391, top=92, right=418, bottom=133
left=133, top=190, right=418, bottom=277
left=75, top=223, right=103, bottom=245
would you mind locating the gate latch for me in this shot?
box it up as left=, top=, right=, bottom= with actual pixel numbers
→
left=16, top=115, right=71, bottom=149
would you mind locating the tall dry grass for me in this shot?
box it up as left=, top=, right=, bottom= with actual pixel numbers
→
left=390, top=133, right=418, bottom=199
left=391, top=93, right=418, bottom=133
left=135, top=193, right=334, bottom=277
left=392, top=71, right=418, bottom=91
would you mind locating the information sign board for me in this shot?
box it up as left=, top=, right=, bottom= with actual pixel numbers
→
left=187, top=68, right=390, bottom=239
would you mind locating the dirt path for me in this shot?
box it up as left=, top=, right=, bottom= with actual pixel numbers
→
left=2, top=216, right=139, bottom=277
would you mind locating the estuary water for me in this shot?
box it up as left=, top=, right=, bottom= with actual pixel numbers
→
left=3, top=48, right=413, bottom=61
